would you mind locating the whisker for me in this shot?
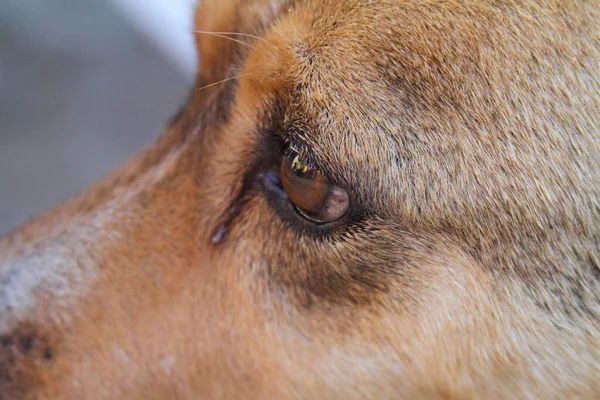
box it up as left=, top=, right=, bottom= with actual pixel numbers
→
left=192, top=30, right=256, bottom=49
left=194, top=72, right=257, bottom=92
left=192, top=30, right=280, bottom=52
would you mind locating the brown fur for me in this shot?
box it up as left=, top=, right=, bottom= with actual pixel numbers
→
left=0, top=0, right=599, bottom=398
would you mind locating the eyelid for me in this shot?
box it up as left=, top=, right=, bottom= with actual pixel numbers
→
left=265, top=124, right=335, bottom=184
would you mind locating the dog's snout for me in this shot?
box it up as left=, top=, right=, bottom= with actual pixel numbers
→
left=0, top=320, right=58, bottom=397
left=0, top=241, right=95, bottom=332
left=0, top=239, right=86, bottom=398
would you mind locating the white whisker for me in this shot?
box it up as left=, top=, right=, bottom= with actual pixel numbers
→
left=193, top=30, right=256, bottom=49
left=193, top=30, right=280, bottom=52
left=194, top=72, right=257, bottom=92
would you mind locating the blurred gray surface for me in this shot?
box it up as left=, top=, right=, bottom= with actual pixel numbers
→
left=0, top=0, right=194, bottom=235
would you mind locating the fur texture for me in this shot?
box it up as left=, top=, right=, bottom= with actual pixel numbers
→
left=0, top=0, right=598, bottom=398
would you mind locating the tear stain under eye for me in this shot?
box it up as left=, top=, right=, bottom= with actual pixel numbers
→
left=212, top=225, right=228, bottom=244
left=210, top=169, right=256, bottom=245
left=210, top=131, right=284, bottom=245
left=210, top=169, right=258, bottom=245
left=211, top=205, right=238, bottom=244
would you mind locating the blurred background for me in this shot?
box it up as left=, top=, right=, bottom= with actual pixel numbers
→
left=0, top=0, right=197, bottom=235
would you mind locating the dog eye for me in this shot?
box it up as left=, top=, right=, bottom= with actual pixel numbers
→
left=280, top=152, right=349, bottom=223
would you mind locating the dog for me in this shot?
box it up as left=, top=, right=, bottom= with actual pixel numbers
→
left=0, top=0, right=598, bottom=398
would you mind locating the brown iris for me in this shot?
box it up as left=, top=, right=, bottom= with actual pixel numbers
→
left=280, top=152, right=349, bottom=223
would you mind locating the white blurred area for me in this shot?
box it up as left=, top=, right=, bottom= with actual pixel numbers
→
left=108, top=0, right=198, bottom=79
left=0, top=1, right=199, bottom=234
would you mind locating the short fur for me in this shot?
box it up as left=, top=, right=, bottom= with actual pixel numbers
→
left=0, top=0, right=598, bottom=398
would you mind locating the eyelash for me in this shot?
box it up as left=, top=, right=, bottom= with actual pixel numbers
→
left=282, top=140, right=310, bottom=165
left=280, top=138, right=333, bottom=184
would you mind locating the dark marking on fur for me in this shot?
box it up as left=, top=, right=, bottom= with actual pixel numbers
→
left=20, top=336, right=34, bottom=353
left=0, top=336, right=12, bottom=347
left=43, top=348, right=53, bottom=361
left=0, top=322, right=59, bottom=399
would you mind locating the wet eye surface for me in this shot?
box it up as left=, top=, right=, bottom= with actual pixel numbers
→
left=279, top=150, right=349, bottom=224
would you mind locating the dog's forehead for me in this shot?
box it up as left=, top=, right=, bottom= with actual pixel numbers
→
left=239, top=0, right=490, bottom=198
left=235, top=0, right=597, bottom=219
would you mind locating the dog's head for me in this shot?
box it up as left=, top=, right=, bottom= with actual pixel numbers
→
left=1, top=0, right=599, bottom=398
